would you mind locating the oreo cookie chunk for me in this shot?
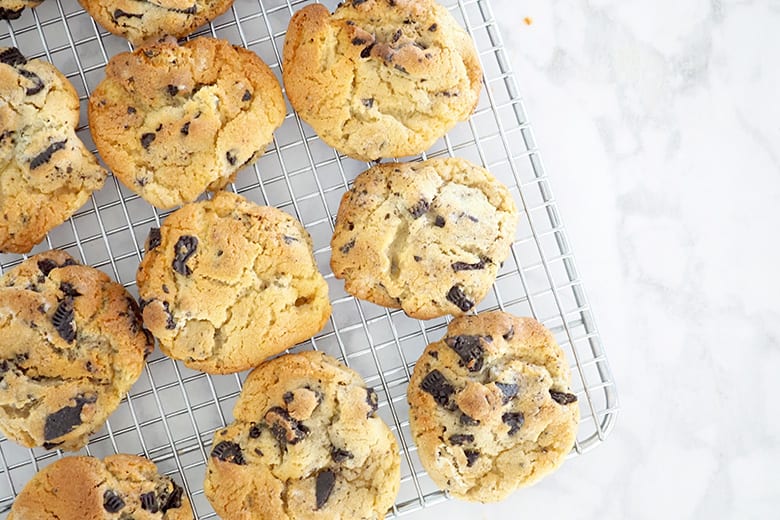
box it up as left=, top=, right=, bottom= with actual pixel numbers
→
left=0, top=250, right=152, bottom=451
left=0, top=47, right=107, bottom=253
left=7, top=454, right=192, bottom=519
left=331, top=157, right=518, bottom=319
left=408, top=311, right=579, bottom=502
left=204, top=351, right=400, bottom=519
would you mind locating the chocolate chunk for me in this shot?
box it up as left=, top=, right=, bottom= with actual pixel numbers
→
left=161, top=482, right=184, bottom=512
left=502, top=325, right=514, bottom=341
left=449, top=434, right=474, bottom=445
left=414, top=255, right=422, bottom=262
left=0, top=47, right=27, bottom=66
left=19, top=69, right=44, bottom=95
left=362, top=98, right=374, bottom=108
left=428, top=23, right=438, bottom=32
left=434, top=215, right=445, bottom=227
left=127, top=106, right=137, bottom=114
left=445, top=335, right=484, bottom=372
left=37, top=258, right=59, bottom=276
left=420, top=369, right=454, bottom=406
left=265, top=406, right=310, bottom=445
left=331, top=447, right=353, bottom=463
left=352, top=37, right=367, bottom=45
left=502, top=412, right=524, bottom=435
left=248, top=423, right=262, bottom=438
left=140, top=492, right=157, bottom=512
left=155, top=123, right=162, bottom=132
left=352, top=0, right=367, bottom=5
left=42, top=441, right=63, bottom=450
left=172, top=235, right=198, bottom=275
left=315, top=470, right=336, bottom=510
left=283, top=235, right=299, bottom=244
left=394, top=64, right=408, bottom=74
left=283, top=391, right=295, bottom=404
left=146, top=227, right=162, bottom=251
left=211, top=441, right=246, bottom=465
left=339, top=239, right=355, bottom=254
left=113, top=8, right=143, bottom=20
left=550, top=390, right=578, bottom=405
left=452, top=257, right=490, bottom=272
left=103, top=490, right=125, bottom=513
left=166, top=84, right=178, bottom=96
left=226, top=151, right=237, bottom=165
left=180, top=122, right=190, bottom=135
left=392, top=29, right=402, bottom=43
left=365, top=387, right=378, bottom=417
left=0, top=8, right=24, bottom=20
left=495, top=382, right=519, bottom=403
left=170, top=5, right=197, bottom=14
left=463, top=449, right=480, bottom=467
left=140, top=132, right=156, bottom=149
left=408, top=199, right=430, bottom=219
left=52, top=297, right=76, bottom=343
left=59, top=282, right=81, bottom=298
left=459, top=412, right=479, bottom=426
left=30, top=140, right=67, bottom=169
left=44, top=394, right=96, bottom=440
left=162, top=301, right=176, bottom=330
left=360, top=43, right=375, bottom=59
left=446, top=285, right=474, bottom=312
left=242, top=90, right=252, bottom=102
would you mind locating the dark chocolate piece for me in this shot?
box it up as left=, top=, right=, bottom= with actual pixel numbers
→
left=52, top=297, right=76, bottom=343
left=0, top=47, right=26, bottom=66
left=59, top=282, right=81, bottom=298
left=446, top=285, right=474, bottom=312
left=283, top=391, right=295, bottom=404
left=166, top=84, right=178, bottom=96
left=360, top=43, right=375, bottom=59
left=146, top=227, right=162, bottom=251
left=140, top=492, right=157, bottom=513
left=113, top=8, right=143, bottom=20
left=449, top=433, right=474, bottom=445
left=434, top=215, right=445, bottom=227
left=463, top=449, right=480, bottom=467
left=550, top=390, right=578, bottom=405
left=226, top=151, right=237, bottom=165
left=0, top=8, right=24, bottom=20
left=331, top=447, right=353, bottom=463
left=172, top=235, right=198, bottom=275
left=140, top=132, right=156, bottom=149
left=103, top=490, right=125, bottom=513
left=502, top=325, right=514, bottom=341
left=445, top=335, right=484, bottom=372
left=339, top=239, right=355, bottom=254
left=211, top=441, right=246, bottom=465
left=362, top=98, right=374, bottom=108
left=127, top=106, right=137, bottom=114
left=365, top=387, right=378, bottom=417
left=170, top=5, right=197, bottom=14
left=242, top=90, right=252, bottom=102
left=249, top=423, right=262, bottom=438
left=180, top=122, right=190, bottom=135
left=408, top=199, right=430, bottom=219
left=37, top=258, right=59, bottom=276
left=29, top=140, right=67, bottom=169
left=428, top=23, right=438, bottom=32
left=161, top=481, right=184, bottom=512
left=502, top=411, right=524, bottom=435
left=392, top=29, right=402, bottom=43
left=43, top=394, right=96, bottom=440
left=265, top=406, right=310, bottom=446
left=451, top=257, right=490, bottom=272
left=19, top=69, right=44, bottom=95
left=459, top=412, right=479, bottom=426
left=495, top=382, right=519, bottom=403
left=352, top=37, right=367, bottom=45
left=315, top=470, right=336, bottom=510
left=420, top=369, right=454, bottom=406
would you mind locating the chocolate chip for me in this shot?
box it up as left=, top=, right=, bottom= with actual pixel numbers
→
left=502, top=412, right=524, bottom=435
left=0, top=8, right=24, bottom=20
left=550, top=390, right=578, bottom=405
left=362, top=98, right=374, bottom=108
left=140, top=132, right=156, bottom=149
left=166, top=84, right=178, bottom=96
left=434, top=215, right=445, bottom=227
left=452, top=257, right=490, bottom=272
left=365, top=387, right=378, bottom=417
left=59, top=282, right=81, bottom=298
left=360, top=43, right=375, bottom=58
left=161, top=481, right=184, bottom=512
left=409, top=199, right=430, bottom=219
left=446, top=285, right=474, bottom=312
left=283, top=235, right=299, bottom=244
left=463, top=449, right=480, bottom=467
left=172, top=235, right=198, bottom=275
left=392, top=29, right=402, bottom=43
left=113, top=8, right=143, bottom=20
left=146, top=227, right=161, bottom=251
left=239, top=90, right=252, bottom=103
left=180, top=122, right=190, bottom=135
left=226, top=151, right=237, bottom=165
left=0, top=47, right=27, bottom=66
left=495, top=382, right=519, bottom=403
left=352, top=0, right=367, bottom=5
left=30, top=140, right=67, bottom=169
left=44, top=394, right=96, bottom=440
left=331, top=447, right=353, bottom=463
left=265, top=406, right=310, bottom=446
left=37, top=258, right=59, bottom=276
left=420, top=369, right=454, bottom=406
left=155, top=123, right=162, bottom=132
left=502, top=325, right=514, bottom=341
left=445, top=335, right=484, bottom=372
left=315, top=470, right=336, bottom=510
left=140, top=492, right=157, bottom=512
left=248, top=423, right=262, bottom=438
left=52, top=297, right=76, bottom=343
left=449, top=434, right=474, bottom=445
left=428, top=23, right=438, bottom=32
left=283, top=391, right=295, bottom=404
left=171, top=4, right=197, bottom=14
left=127, top=106, right=137, bottom=114
left=103, top=490, right=125, bottom=513
left=339, top=239, right=355, bottom=254
left=352, top=37, right=367, bottom=45
left=254, top=448, right=264, bottom=456
left=211, top=441, right=246, bottom=464
left=394, top=64, right=408, bottom=73
left=459, top=412, right=479, bottom=426
left=42, top=441, right=63, bottom=450
left=414, top=255, right=422, bottom=262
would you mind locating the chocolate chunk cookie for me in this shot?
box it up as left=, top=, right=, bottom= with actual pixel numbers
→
left=7, top=454, right=193, bottom=519
left=0, top=0, right=42, bottom=20
left=283, top=0, right=483, bottom=161
left=408, top=311, right=579, bottom=502
left=0, top=250, right=152, bottom=451
left=136, top=191, right=331, bottom=374
left=0, top=47, right=107, bottom=253
left=204, top=351, right=400, bottom=519
left=77, top=0, right=233, bottom=45
left=330, top=158, right=518, bottom=319
left=89, top=37, right=285, bottom=209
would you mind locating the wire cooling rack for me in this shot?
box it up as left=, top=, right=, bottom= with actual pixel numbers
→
left=0, top=0, right=617, bottom=517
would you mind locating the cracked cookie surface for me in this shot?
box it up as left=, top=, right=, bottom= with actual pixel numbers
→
left=77, top=0, right=234, bottom=45
left=330, top=157, right=518, bottom=320
left=408, top=311, right=579, bottom=502
left=204, top=351, right=400, bottom=519
left=0, top=250, right=152, bottom=451
left=0, top=0, right=43, bottom=20
left=8, top=454, right=193, bottom=519
left=283, top=0, right=482, bottom=161
left=136, top=191, right=331, bottom=374
left=89, top=37, right=285, bottom=209
left=0, top=47, right=107, bottom=253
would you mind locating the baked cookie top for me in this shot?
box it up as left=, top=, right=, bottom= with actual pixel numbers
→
left=0, top=250, right=152, bottom=451
left=283, top=0, right=483, bottom=161
left=0, top=0, right=43, bottom=20
left=8, top=454, right=193, bottom=519
left=77, top=0, right=234, bottom=46
left=330, top=157, right=518, bottom=319
left=408, top=311, right=580, bottom=502
left=204, top=351, right=400, bottom=520
left=0, top=47, right=107, bottom=253
left=136, top=191, right=331, bottom=374
left=89, top=37, right=285, bottom=209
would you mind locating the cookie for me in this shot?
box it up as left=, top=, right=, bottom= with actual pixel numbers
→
left=8, top=454, right=193, bottom=519
left=408, top=311, right=579, bottom=502
left=77, top=0, right=233, bottom=46
left=89, top=37, right=285, bottom=209
left=283, top=0, right=483, bottom=161
left=136, top=191, right=331, bottom=374
left=0, top=47, right=107, bottom=253
left=204, top=351, right=400, bottom=519
left=330, top=157, right=518, bottom=320
left=0, top=0, right=42, bottom=20
left=0, top=250, right=153, bottom=451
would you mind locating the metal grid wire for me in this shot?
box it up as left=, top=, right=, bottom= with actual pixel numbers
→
left=0, top=0, right=618, bottom=516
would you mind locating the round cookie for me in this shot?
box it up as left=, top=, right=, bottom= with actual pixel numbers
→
left=8, top=454, right=193, bottom=519
left=0, top=47, right=107, bottom=253
left=330, top=157, right=518, bottom=320
left=136, top=191, right=331, bottom=374
left=89, top=37, right=285, bottom=209
left=0, top=0, right=43, bottom=20
left=408, top=311, right=580, bottom=502
left=204, top=351, right=400, bottom=519
left=77, top=0, right=233, bottom=46
left=0, top=250, right=153, bottom=451
left=283, top=0, right=483, bottom=161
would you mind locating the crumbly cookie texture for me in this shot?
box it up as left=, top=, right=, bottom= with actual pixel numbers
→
left=283, top=0, right=483, bottom=161
left=408, top=311, right=579, bottom=502
left=204, top=351, right=400, bottom=520
left=0, top=0, right=43, bottom=20
left=0, top=47, right=107, bottom=253
left=8, top=454, right=193, bottom=519
left=330, top=157, right=518, bottom=320
left=77, top=0, right=234, bottom=45
left=136, top=191, right=331, bottom=374
left=0, top=250, right=152, bottom=451
left=89, top=37, right=285, bottom=209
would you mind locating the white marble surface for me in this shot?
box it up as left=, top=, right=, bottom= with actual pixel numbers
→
left=409, top=0, right=780, bottom=518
